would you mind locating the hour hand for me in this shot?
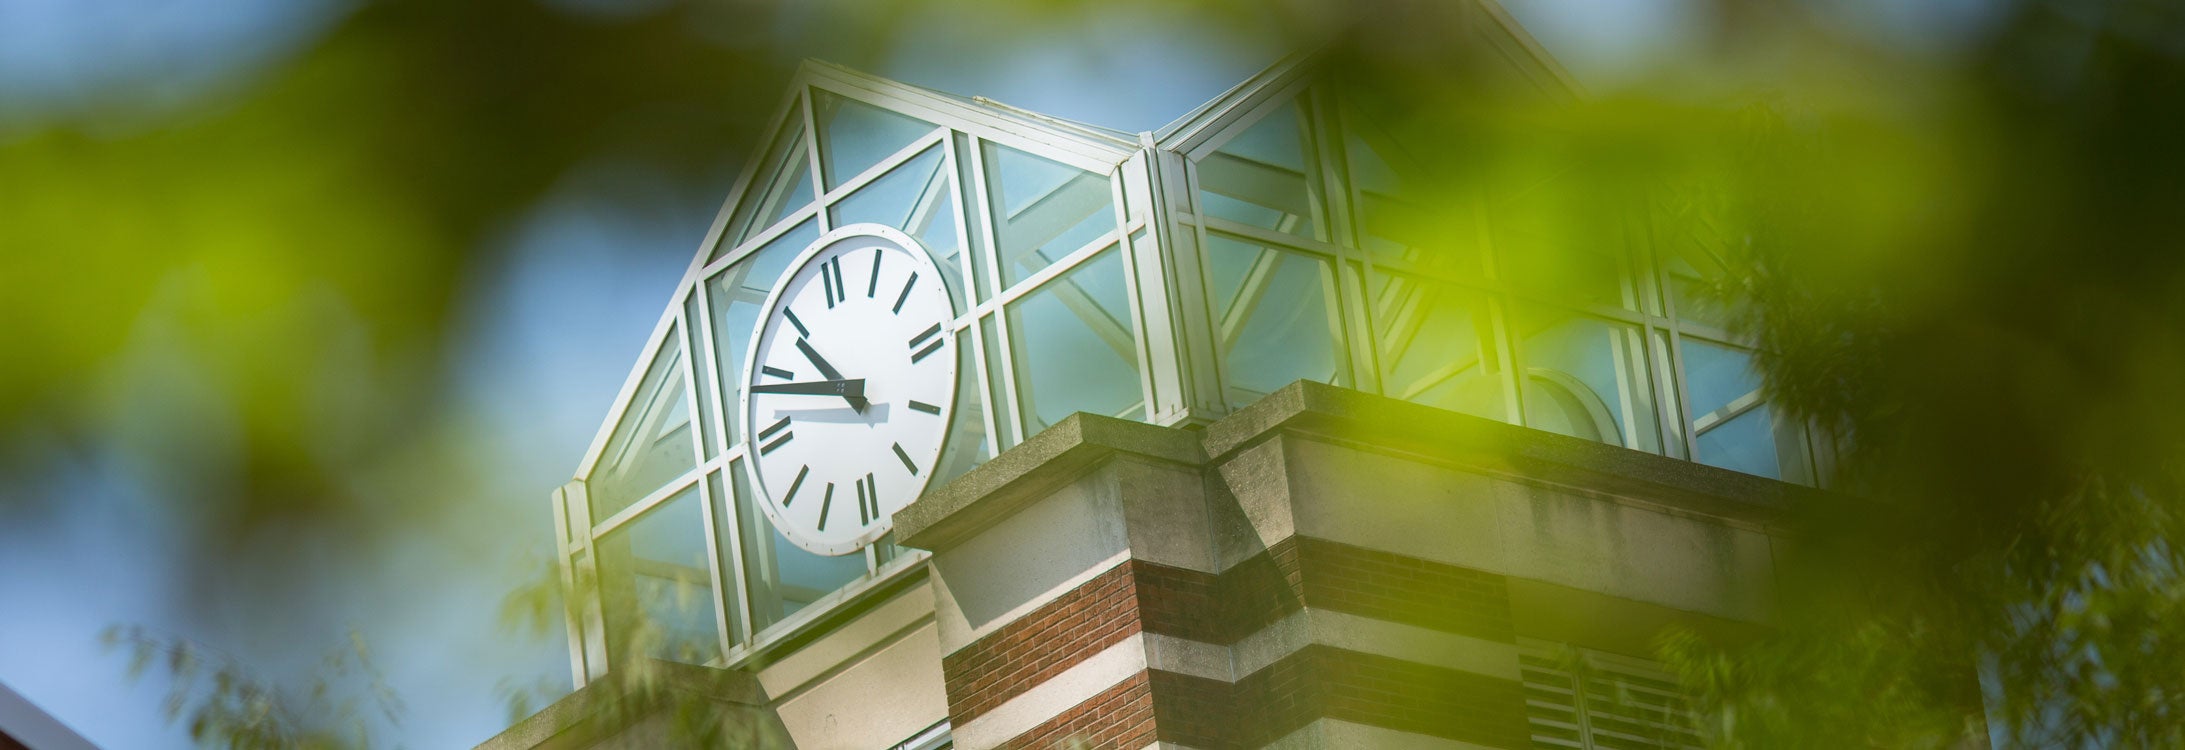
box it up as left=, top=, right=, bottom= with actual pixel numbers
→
left=791, top=339, right=867, bottom=412
left=750, top=379, right=866, bottom=398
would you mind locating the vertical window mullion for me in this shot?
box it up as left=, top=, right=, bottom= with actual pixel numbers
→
left=1303, top=86, right=1374, bottom=393
left=800, top=90, right=832, bottom=233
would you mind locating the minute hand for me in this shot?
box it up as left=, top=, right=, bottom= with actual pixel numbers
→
left=791, top=339, right=868, bottom=412
left=750, top=379, right=866, bottom=398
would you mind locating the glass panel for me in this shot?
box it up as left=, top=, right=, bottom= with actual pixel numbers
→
left=684, top=290, right=720, bottom=459
left=934, top=327, right=991, bottom=485
left=1205, top=235, right=1348, bottom=407
left=1492, top=172, right=1631, bottom=310
left=1681, top=338, right=1803, bottom=480
left=705, top=470, right=746, bottom=643
left=1515, top=306, right=1661, bottom=452
left=917, top=175, right=966, bottom=283
left=573, top=549, right=607, bottom=680
left=1662, top=244, right=1738, bottom=329
left=590, top=330, right=697, bottom=524
left=1196, top=97, right=1319, bottom=241
left=831, top=145, right=970, bottom=312
left=707, top=219, right=820, bottom=445
left=735, top=458, right=869, bottom=633
left=983, top=142, right=1118, bottom=290
left=979, top=314, right=1016, bottom=450
left=1371, top=271, right=1507, bottom=421
left=1651, top=329, right=1689, bottom=460
left=1006, top=247, right=1144, bottom=434
left=831, top=146, right=944, bottom=231
left=1342, top=101, right=1486, bottom=280
left=956, top=134, right=997, bottom=303
left=815, top=90, right=938, bottom=192
left=720, top=115, right=815, bottom=257
left=598, top=484, right=720, bottom=664
left=758, top=139, right=813, bottom=237
left=1698, top=408, right=1781, bottom=480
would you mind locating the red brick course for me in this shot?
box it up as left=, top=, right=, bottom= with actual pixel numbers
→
left=1132, top=537, right=1514, bottom=646
left=943, top=563, right=1143, bottom=726
left=1144, top=646, right=1531, bottom=749
left=944, top=537, right=1526, bottom=748
left=990, top=671, right=1158, bottom=750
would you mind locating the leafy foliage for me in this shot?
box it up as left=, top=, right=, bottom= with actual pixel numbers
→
left=1622, top=2, right=2185, bottom=747
left=103, top=626, right=405, bottom=750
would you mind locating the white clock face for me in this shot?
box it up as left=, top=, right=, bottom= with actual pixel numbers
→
left=739, top=225, right=958, bottom=556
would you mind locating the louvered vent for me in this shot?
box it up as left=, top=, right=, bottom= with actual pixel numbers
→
left=1520, top=642, right=1703, bottom=750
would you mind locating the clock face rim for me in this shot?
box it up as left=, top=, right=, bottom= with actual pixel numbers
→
left=734, top=222, right=961, bottom=557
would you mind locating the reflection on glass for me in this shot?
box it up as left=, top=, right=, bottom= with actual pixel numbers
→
left=1680, top=339, right=1806, bottom=481
left=684, top=290, right=720, bottom=459
left=707, top=219, right=819, bottom=444
left=933, top=328, right=989, bottom=486
left=984, top=142, right=1117, bottom=290
left=1006, top=247, right=1143, bottom=433
left=1515, top=306, right=1660, bottom=452
left=572, top=549, right=607, bottom=680
left=735, top=458, right=868, bottom=633
left=1205, top=236, right=1347, bottom=406
left=722, top=115, right=814, bottom=255
left=1492, top=179, right=1630, bottom=309
left=599, top=484, right=719, bottom=664
left=590, top=329, right=696, bottom=524
left=1662, top=244, right=1738, bottom=329
left=953, top=134, right=996, bottom=302
left=1197, top=97, right=1319, bottom=240
left=1650, top=329, right=1689, bottom=460
left=1371, top=271, right=1506, bottom=421
left=831, top=146, right=944, bottom=230
left=815, top=90, right=938, bottom=192
left=830, top=145, right=969, bottom=311
left=705, top=470, right=746, bottom=642
left=1341, top=101, right=1487, bottom=280
left=979, top=315, right=1015, bottom=450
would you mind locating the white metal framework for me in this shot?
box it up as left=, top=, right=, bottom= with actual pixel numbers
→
left=552, top=49, right=1823, bottom=683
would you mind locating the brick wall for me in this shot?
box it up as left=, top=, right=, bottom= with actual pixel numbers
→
left=943, top=564, right=1142, bottom=725
left=1149, top=646, right=1531, bottom=748
left=993, top=672, right=1158, bottom=750
left=940, top=537, right=1531, bottom=749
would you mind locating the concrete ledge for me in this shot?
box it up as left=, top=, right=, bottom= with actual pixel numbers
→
left=903, top=380, right=1816, bottom=554
left=1204, top=381, right=1808, bottom=525
left=896, top=413, right=1203, bottom=551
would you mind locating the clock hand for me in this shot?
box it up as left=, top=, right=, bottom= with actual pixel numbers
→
left=749, top=379, right=866, bottom=398
left=792, top=339, right=868, bottom=412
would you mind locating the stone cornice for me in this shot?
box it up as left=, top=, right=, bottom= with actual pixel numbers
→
left=894, top=412, right=1203, bottom=550
left=900, top=380, right=1814, bottom=553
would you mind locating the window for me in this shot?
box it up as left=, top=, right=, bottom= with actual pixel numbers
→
left=1006, top=247, right=1144, bottom=432
left=1197, top=95, right=1321, bottom=241
left=597, top=485, right=720, bottom=664
left=1680, top=338, right=1811, bottom=483
left=589, top=329, right=697, bottom=524
left=1203, top=236, right=1348, bottom=406
left=1370, top=270, right=1506, bottom=421
left=1516, top=305, right=1663, bottom=453
left=983, top=142, right=1117, bottom=290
